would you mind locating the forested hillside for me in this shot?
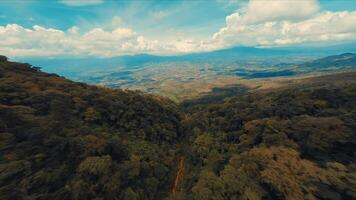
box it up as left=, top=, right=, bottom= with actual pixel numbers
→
left=0, top=56, right=182, bottom=199
left=0, top=56, right=355, bottom=200
left=177, top=73, right=356, bottom=200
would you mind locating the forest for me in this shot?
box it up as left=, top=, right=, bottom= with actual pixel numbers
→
left=0, top=56, right=355, bottom=200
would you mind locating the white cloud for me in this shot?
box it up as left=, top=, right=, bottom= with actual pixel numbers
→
left=0, top=22, right=211, bottom=57
left=1, top=0, right=356, bottom=57
left=59, top=0, right=104, bottom=7
left=68, top=26, right=79, bottom=34
left=0, top=24, right=161, bottom=57
left=240, top=0, right=319, bottom=24
left=212, top=0, right=356, bottom=48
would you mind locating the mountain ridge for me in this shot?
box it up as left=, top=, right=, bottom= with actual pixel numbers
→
left=15, top=43, right=356, bottom=78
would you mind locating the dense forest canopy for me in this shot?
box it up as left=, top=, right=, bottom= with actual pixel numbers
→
left=0, top=57, right=182, bottom=199
left=0, top=56, right=355, bottom=200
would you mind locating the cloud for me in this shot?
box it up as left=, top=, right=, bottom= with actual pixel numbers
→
left=0, top=22, right=210, bottom=57
left=0, top=24, right=162, bottom=57
left=1, top=0, right=356, bottom=57
left=212, top=0, right=356, bottom=48
left=59, top=0, right=104, bottom=7
left=68, top=26, right=80, bottom=34
left=240, top=0, right=319, bottom=24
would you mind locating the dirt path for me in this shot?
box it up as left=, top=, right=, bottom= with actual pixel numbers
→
left=172, top=156, right=185, bottom=193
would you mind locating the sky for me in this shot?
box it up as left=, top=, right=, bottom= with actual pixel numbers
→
left=0, top=0, right=356, bottom=58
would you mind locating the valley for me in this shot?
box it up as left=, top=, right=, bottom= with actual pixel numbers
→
left=23, top=52, right=356, bottom=102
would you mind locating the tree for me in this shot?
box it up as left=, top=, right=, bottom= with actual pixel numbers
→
left=78, top=155, right=112, bottom=176
left=84, top=107, right=100, bottom=122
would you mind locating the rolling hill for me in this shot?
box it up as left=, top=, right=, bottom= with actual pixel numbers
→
left=299, top=53, right=356, bottom=70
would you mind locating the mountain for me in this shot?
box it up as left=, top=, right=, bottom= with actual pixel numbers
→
left=232, top=53, right=356, bottom=79
left=1, top=56, right=355, bottom=199
left=299, top=53, right=356, bottom=69
left=14, top=44, right=356, bottom=79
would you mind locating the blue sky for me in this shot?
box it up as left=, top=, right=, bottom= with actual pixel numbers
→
left=0, top=0, right=355, bottom=57
left=0, top=0, right=238, bottom=38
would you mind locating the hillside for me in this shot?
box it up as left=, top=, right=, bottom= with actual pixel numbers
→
left=178, top=72, right=356, bottom=200
left=300, top=53, right=356, bottom=69
left=1, top=57, right=355, bottom=200
left=0, top=56, right=182, bottom=199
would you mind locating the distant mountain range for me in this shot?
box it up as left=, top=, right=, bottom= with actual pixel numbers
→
left=234, top=53, right=356, bottom=79
left=12, top=44, right=356, bottom=78
left=299, top=53, right=356, bottom=69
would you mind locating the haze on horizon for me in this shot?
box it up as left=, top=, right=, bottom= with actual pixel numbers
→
left=0, top=0, right=356, bottom=58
